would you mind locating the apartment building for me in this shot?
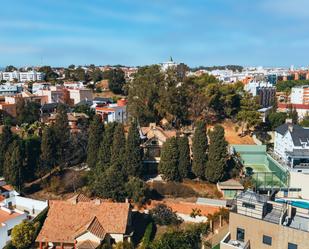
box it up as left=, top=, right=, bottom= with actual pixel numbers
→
left=0, top=71, right=44, bottom=82
left=291, top=86, right=309, bottom=105
left=95, top=99, right=127, bottom=123
left=221, top=191, right=309, bottom=249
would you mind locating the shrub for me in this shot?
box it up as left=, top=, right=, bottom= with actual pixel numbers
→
left=150, top=204, right=182, bottom=226
left=140, top=222, right=154, bottom=249
left=150, top=181, right=198, bottom=198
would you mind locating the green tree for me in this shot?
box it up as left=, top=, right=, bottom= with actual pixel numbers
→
left=11, top=220, right=36, bottom=249
left=5, top=65, right=17, bottom=72
left=157, top=69, right=189, bottom=126
left=289, top=108, right=298, bottom=124
left=40, top=126, right=57, bottom=175
left=158, top=137, right=180, bottom=181
left=38, top=66, right=58, bottom=81
left=205, top=125, right=228, bottom=183
left=192, top=121, right=207, bottom=179
left=150, top=230, right=200, bottom=249
left=95, top=165, right=126, bottom=201
left=267, top=112, right=287, bottom=130
left=3, top=140, right=24, bottom=189
left=125, top=120, right=143, bottom=177
left=150, top=204, right=181, bottom=226
left=128, top=65, right=164, bottom=125
left=105, top=68, right=126, bottom=94
left=0, top=126, right=13, bottom=175
left=87, top=115, right=104, bottom=169
left=177, top=136, right=191, bottom=179
left=23, top=137, right=41, bottom=181
left=111, top=123, right=126, bottom=170
left=16, top=99, right=41, bottom=125
left=237, top=92, right=261, bottom=133
left=300, top=114, right=309, bottom=127
left=54, top=104, right=70, bottom=165
left=125, top=176, right=149, bottom=203
left=73, top=66, right=87, bottom=81
left=96, top=122, right=117, bottom=169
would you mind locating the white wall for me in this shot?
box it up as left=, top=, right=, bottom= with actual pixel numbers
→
left=110, top=233, right=124, bottom=243
left=291, top=88, right=304, bottom=104
left=289, top=172, right=309, bottom=200
left=0, top=212, right=27, bottom=248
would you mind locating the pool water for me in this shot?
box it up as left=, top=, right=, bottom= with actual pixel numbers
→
left=275, top=199, right=309, bottom=209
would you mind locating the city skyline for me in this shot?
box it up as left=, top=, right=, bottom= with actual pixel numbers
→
left=1, top=0, right=309, bottom=67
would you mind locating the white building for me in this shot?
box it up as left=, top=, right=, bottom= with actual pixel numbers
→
left=160, top=57, right=178, bottom=71
left=0, top=179, right=47, bottom=248
left=274, top=123, right=309, bottom=170
left=67, top=88, right=93, bottom=105
left=244, top=81, right=273, bottom=96
left=95, top=99, right=127, bottom=123
left=291, top=85, right=309, bottom=105
left=0, top=84, right=22, bottom=96
left=0, top=71, right=44, bottom=82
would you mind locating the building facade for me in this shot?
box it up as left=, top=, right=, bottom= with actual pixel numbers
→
left=221, top=191, right=309, bottom=249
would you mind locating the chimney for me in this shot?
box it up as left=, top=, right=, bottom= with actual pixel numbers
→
left=288, top=124, right=294, bottom=133
left=94, top=199, right=101, bottom=205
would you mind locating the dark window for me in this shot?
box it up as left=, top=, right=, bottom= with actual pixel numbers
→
left=263, top=235, right=272, bottom=245
left=7, top=229, right=12, bottom=236
left=242, top=202, right=256, bottom=209
left=288, top=243, right=297, bottom=249
left=237, top=228, right=245, bottom=242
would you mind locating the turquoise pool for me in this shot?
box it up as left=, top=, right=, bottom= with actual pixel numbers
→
left=275, top=199, right=309, bottom=209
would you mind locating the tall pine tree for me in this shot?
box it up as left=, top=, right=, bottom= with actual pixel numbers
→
left=3, top=140, right=24, bottom=190
left=54, top=104, right=70, bottom=165
left=40, top=126, right=57, bottom=175
left=97, top=122, right=117, bottom=170
left=158, top=137, right=180, bottom=181
left=87, top=115, right=104, bottom=169
left=177, top=136, right=191, bottom=179
left=111, top=123, right=126, bottom=171
left=205, top=125, right=228, bottom=183
left=192, top=121, right=207, bottom=179
left=0, top=126, right=13, bottom=175
left=125, top=120, right=143, bottom=177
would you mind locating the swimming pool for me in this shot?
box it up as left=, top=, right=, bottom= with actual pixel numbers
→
left=275, top=199, right=309, bottom=209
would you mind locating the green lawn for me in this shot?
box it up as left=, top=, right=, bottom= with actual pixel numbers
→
left=212, top=244, right=220, bottom=249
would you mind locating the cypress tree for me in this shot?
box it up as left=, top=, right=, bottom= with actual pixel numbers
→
left=205, top=125, right=228, bottom=183
left=54, top=104, right=70, bottom=165
left=97, top=122, right=117, bottom=170
left=95, top=165, right=126, bottom=202
left=111, top=123, right=126, bottom=171
left=158, top=137, right=180, bottom=181
left=3, top=140, right=24, bottom=189
left=87, top=115, right=104, bottom=169
left=177, top=136, right=191, bottom=179
left=0, top=126, right=13, bottom=175
left=192, top=121, right=207, bottom=179
left=40, top=126, right=57, bottom=175
left=125, top=120, right=143, bottom=177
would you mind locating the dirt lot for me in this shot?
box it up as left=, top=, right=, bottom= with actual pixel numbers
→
left=210, top=120, right=255, bottom=145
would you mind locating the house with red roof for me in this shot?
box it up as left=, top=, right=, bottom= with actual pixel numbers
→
left=36, top=196, right=133, bottom=249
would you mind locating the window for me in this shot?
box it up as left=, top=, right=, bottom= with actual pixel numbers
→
left=236, top=228, right=245, bottom=242
left=263, top=235, right=272, bottom=245
left=288, top=243, right=297, bottom=249
left=242, top=202, right=256, bottom=209
left=7, top=229, right=12, bottom=236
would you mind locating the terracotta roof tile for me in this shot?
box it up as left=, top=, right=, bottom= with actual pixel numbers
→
left=149, top=200, right=219, bottom=217
left=36, top=201, right=130, bottom=244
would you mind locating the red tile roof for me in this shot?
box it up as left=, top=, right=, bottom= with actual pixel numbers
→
left=36, top=200, right=130, bottom=244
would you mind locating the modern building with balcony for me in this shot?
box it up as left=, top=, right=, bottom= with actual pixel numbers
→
left=221, top=191, right=309, bottom=249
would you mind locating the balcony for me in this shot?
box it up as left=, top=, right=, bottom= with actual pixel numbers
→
left=220, top=233, right=250, bottom=249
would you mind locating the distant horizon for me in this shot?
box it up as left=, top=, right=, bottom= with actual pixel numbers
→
left=1, top=0, right=309, bottom=67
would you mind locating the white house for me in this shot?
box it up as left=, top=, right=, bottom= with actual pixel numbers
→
left=0, top=180, right=47, bottom=248
left=0, top=71, right=44, bottom=82
left=274, top=123, right=309, bottom=170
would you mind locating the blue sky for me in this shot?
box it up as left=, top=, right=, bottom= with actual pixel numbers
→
left=1, top=0, right=309, bottom=67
